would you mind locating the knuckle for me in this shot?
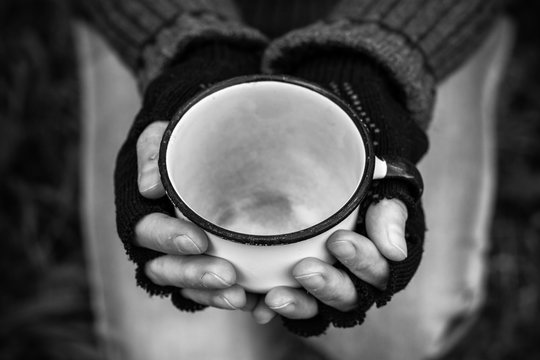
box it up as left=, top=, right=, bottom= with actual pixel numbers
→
left=353, top=259, right=376, bottom=275
left=157, top=234, right=176, bottom=253
left=316, top=275, right=342, bottom=301
left=134, top=214, right=157, bottom=245
left=142, top=212, right=162, bottom=230
left=145, top=257, right=168, bottom=285
left=181, top=264, right=201, bottom=288
left=135, top=213, right=164, bottom=242
left=137, top=123, right=167, bottom=153
left=318, top=287, right=342, bottom=303
left=136, top=130, right=154, bottom=150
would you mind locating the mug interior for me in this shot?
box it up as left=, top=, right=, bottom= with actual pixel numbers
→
left=165, top=79, right=366, bottom=239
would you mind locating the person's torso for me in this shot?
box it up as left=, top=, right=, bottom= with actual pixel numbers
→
left=235, top=0, right=340, bottom=39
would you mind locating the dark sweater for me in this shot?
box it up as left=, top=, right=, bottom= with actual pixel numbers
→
left=76, top=0, right=501, bottom=129
left=80, top=0, right=502, bottom=336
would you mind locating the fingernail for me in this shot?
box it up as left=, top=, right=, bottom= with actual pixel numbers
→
left=139, top=171, right=159, bottom=193
left=254, top=309, right=276, bottom=325
left=174, top=235, right=201, bottom=254
left=255, top=315, right=273, bottom=325
left=220, top=295, right=240, bottom=310
left=387, top=225, right=407, bottom=258
left=294, top=272, right=324, bottom=289
left=328, top=240, right=355, bottom=259
left=269, top=300, right=294, bottom=310
left=201, top=272, right=233, bottom=288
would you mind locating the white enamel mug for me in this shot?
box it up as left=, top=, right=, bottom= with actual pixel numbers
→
left=159, top=75, right=422, bottom=293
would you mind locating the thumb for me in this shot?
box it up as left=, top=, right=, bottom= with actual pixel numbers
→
left=365, top=198, right=408, bottom=261
left=136, top=121, right=168, bottom=199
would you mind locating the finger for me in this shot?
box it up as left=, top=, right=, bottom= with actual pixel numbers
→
left=251, top=297, right=277, bottom=325
left=327, top=230, right=390, bottom=290
left=135, top=213, right=208, bottom=255
left=137, top=121, right=168, bottom=199
left=265, top=287, right=318, bottom=319
left=293, top=257, right=357, bottom=311
left=365, top=198, right=409, bottom=261
left=145, top=254, right=236, bottom=289
left=238, top=293, right=277, bottom=324
left=242, top=292, right=261, bottom=312
left=181, top=285, right=247, bottom=310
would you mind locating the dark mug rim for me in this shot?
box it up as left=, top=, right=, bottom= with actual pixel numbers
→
left=158, top=74, right=376, bottom=246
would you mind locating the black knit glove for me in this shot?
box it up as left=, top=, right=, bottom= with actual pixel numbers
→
left=114, top=42, right=262, bottom=311
left=274, top=50, right=429, bottom=336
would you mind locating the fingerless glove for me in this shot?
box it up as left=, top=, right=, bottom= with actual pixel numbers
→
left=114, top=41, right=262, bottom=311
left=272, top=50, right=429, bottom=336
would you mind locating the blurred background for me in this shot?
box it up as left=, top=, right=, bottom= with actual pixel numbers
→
left=0, top=0, right=539, bottom=359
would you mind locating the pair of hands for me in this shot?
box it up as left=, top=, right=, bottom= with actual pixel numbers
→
left=135, top=121, right=410, bottom=324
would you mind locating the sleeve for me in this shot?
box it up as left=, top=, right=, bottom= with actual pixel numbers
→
left=259, top=0, right=503, bottom=336
left=263, top=0, right=504, bottom=130
left=74, top=0, right=266, bottom=89
left=75, top=0, right=267, bottom=310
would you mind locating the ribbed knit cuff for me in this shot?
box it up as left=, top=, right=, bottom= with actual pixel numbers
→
left=263, top=21, right=435, bottom=130
left=263, top=0, right=501, bottom=130
left=235, top=0, right=338, bottom=38
left=76, top=0, right=267, bottom=91
left=138, top=13, right=267, bottom=90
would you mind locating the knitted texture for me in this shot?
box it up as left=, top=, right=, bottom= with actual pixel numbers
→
left=77, top=0, right=501, bottom=127
left=277, top=51, right=429, bottom=336
left=235, top=0, right=338, bottom=38
left=263, top=0, right=501, bottom=130
left=114, top=42, right=262, bottom=311
left=76, top=0, right=267, bottom=90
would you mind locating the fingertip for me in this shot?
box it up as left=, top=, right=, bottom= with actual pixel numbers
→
left=138, top=167, right=165, bottom=199
left=265, top=287, right=318, bottom=319
left=386, top=225, right=408, bottom=261
left=252, top=300, right=276, bottom=325
left=292, top=257, right=326, bottom=278
left=218, top=292, right=246, bottom=310
left=201, top=271, right=234, bottom=288
left=227, top=286, right=248, bottom=309
left=265, top=287, right=293, bottom=311
left=137, top=121, right=168, bottom=199
left=172, top=220, right=210, bottom=254
left=211, top=261, right=238, bottom=287
left=293, top=258, right=327, bottom=292
left=366, top=199, right=409, bottom=261
left=182, top=285, right=247, bottom=310
left=135, top=213, right=210, bottom=255
left=182, top=221, right=210, bottom=253
left=326, top=232, right=359, bottom=263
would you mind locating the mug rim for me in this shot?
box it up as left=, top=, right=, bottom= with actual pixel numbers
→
left=158, top=74, right=375, bottom=245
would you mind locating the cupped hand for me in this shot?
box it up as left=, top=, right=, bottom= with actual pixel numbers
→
left=264, top=199, right=408, bottom=320
left=136, top=121, right=264, bottom=312
left=136, top=121, right=409, bottom=322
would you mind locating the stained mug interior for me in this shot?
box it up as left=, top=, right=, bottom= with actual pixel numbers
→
left=159, top=75, right=387, bottom=293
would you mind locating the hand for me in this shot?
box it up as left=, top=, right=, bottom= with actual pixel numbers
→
left=136, top=121, right=409, bottom=322
left=136, top=121, right=249, bottom=310
left=114, top=42, right=264, bottom=312
left=136, top=121, right=277, bottom=319
left=263, top=199, right=407, bottom=320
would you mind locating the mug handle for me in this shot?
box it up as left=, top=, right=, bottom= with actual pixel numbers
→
left=373, top=156, right=424, bottom=200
